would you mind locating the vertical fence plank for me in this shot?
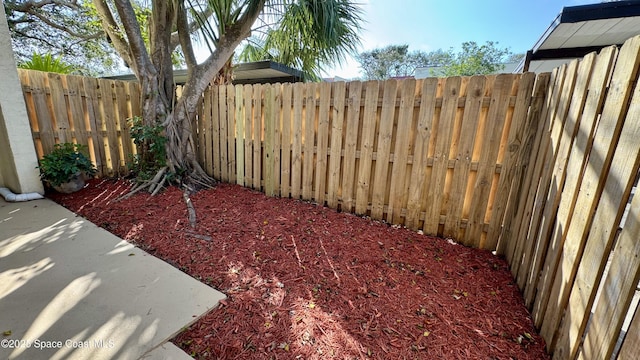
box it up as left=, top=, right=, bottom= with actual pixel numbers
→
left=252, top=84, right=263, bottom=190
left=114, top=80, right=132, bottom=169
left=326, top=82, right=346, bottom=208
left=244, top=85, right=254, bottom=187
left=519, top=65, right=567, bottom=305
left=486, top=73, right=536, bottom=249
left=387, top=79, right=415, bottom=224
left=443, top=76, right=485, bottom=238
left=281, top=83, right=292, bottom=197
left=202, top=87, right=213, bottom=176
left=371, top=80, right=398, bottom=220
left=218, top=86, right=229, bottom=182
left=405, top=79, right=438, bottom=229
left=341, top=81, right=362, bottom=212
left=98, top=79, right=121, bottom=175
left=226, top=84, right=236, bottom=183
left=302, top=83, right=317, bottom=200
left=65, top=75, right=90, bottom=148
left=538, top=53, right=598, bottom=344
left=264, top=85, right=276, bottom=196
left=236, top=85, right=245, bottom=186
left=466, top=75, right=516, bottom=248
left=47, top=73, right=73, bottom=143
left=212, top=86, right=222, bottom=180
left=423, top=77, right=460, bottom=235
left=314, top=82, right=331, bottom=204
left=28, top=71, right=57, bottom=156
left=291, top=83, right=303, bottom=198
left=500, top=73, right=551, bottom=259
left=618, top=304, right=640, bottom=359
left=81, top=77, right=105, bottom=177
left=355, top=81, right=380, bottom=215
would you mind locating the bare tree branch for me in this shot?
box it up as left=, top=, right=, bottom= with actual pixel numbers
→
left=176, top=0, right=197, bottom=69
left=113, top=0, right=153, bottom=76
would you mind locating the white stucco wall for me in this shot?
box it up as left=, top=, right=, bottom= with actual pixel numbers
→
left=0, top=5, right=44, bottom=194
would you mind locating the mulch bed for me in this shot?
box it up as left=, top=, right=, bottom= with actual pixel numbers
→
left=48, top=178, right=549, bottom=359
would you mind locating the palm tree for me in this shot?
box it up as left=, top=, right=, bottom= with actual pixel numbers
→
left=88, top=0, right=362, bottom=196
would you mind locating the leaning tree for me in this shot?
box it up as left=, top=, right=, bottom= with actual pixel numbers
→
left=86, top=0, right=362, bottom=197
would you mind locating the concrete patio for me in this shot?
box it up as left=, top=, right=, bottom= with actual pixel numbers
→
left=0, top=197, right=225, bottom=359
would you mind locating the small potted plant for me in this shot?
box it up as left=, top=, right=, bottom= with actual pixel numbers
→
left=38, top=143, right=97, bottom=193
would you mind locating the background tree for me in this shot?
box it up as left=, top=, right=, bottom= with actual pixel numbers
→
left=435, top=41, right=513, bottom=76
left=356, top=41, right=520, bottom=79
left=355, top=44, right=446, bottom=80
left=4, top=0, right=121, bottom=75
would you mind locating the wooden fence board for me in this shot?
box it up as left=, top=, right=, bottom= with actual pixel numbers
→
left=226, top=85, right=236, bottom=183
left=281, top=83, right=292, bottom=197
left=486, top=73, right=536, bottom=249
left=65, top=75, right=90, bottom=148
left=314, top=82, right=331, bottom=204
left=530, top=60, right=580, bottom=325
left=252, top=85, right=262, bottom=190
left=218, top=86, right=229, bottom=182
left=405, top=78, right=438, bottom=228
left=81, top=76, right=106, bottom=176
left=202, top=87, right=213, bottom=175
left=326, top=82, right=346, bottom=208
left=424, top=77, right=460, bottom=235
left=47, top=73, right=73, bottom=143
left=28, top=71, right=57, bottom=156
left=126, top=81, right=140, bottom=155
left=114, top=80, right=132, bottom=165
left=355, top=81, right=379, bottom=215
left=387, top=79, right=415, bottom=224
left=264, top=86, right=276, bottom=196
left=302, top=83, right=317, bottom=200
left=243, top=85, right=255, bottom=187
left=520, top=65, right=568, bottom=305
left=341, top=81, right=362, bottom=212
left=212, top=86, right=222, bottom=180
left=499, top=73, right=549, bottom=259
left=291, top=83, right=303, bottom=198
left=466, top=74, right=515, bottom=247
left=371, top=80, right=398, bottom=219
left=618, top=304, right=640, bottom=359
left=443, top=76, right=485, bottom=238
left=509, top=69, right=559, bottom=281
left=236, top=86, right=245, bottom=186
left=98, top=79, right=121, bottom=174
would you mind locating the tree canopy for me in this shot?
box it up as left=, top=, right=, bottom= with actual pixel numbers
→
left=356, top=41, right=521, bottom=80
left=4, top=0, right=121, bottom=75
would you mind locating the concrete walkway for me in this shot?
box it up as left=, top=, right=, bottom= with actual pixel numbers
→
left=0, top=197, right=225, bottom=359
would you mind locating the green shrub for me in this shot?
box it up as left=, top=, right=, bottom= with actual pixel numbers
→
left=38, top=143, right=97, bottom=186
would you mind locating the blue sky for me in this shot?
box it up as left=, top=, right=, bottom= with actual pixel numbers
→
left=321, top=0, right=596, bottom=79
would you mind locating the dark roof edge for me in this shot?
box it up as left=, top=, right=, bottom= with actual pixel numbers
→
left=560, top=1, right=640, bottom=23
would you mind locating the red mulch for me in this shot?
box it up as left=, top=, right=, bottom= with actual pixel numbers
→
left=48, top=179, right=549, bottom=360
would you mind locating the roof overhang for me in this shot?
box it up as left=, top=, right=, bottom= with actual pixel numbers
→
left=105, top=60, right=305, bottom=84
left=518, top=1, right=640, bottom=73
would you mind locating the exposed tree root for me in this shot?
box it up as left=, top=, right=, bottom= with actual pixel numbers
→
left=183, top=188, right=197, bottom=228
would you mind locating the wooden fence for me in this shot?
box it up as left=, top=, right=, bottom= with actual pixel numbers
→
left=499, top=37, right=640, bottom=359
left=198, top=74, right=547, bottom=249
left=18, top=35, right=640, bottom=358
left=18, top=69, right=141, bottom=177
